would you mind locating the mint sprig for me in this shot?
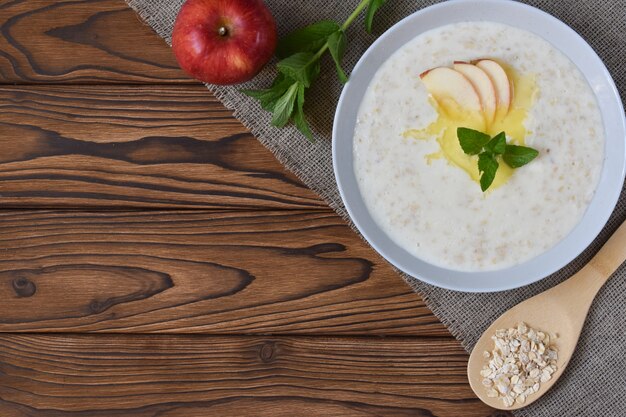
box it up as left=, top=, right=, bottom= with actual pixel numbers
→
left=242, top=0, right=387, bottom=142
left=458, top=128, right=539, bottom=192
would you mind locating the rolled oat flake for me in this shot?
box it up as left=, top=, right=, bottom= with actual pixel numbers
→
left=480, top=322, right=558, bottom=408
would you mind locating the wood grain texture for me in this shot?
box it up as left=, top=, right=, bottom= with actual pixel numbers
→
left=0, top=2, right=504, bottom=415
left=0, top=0, right=189, bottom=83
left=0, top=209, right=448, bottom=336
left=0, top=85, right=324, bottom=209
left=0, top=334, right=509, bottom=417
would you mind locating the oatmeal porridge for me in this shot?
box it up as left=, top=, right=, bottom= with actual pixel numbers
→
left=353, top=22, right=604, bottom=271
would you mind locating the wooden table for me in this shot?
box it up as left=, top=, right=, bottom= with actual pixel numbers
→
left=0, top=1, right=507, bottom=415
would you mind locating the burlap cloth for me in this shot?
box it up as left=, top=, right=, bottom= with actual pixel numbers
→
left=126, top=0, right=626, bottom=414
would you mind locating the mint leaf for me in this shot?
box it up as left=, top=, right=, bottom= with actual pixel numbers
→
left=277, top=20, right=340, bottom=59
left=271, top=82, right=299, bottom=127
left=241, top=88, right=278, bottom=112
left=294, top=83, right=314, bottom=142
left=458, top=127, right=491, bottom=155
left=294, top=108, right=313, bottom=142
left=503, top=145, right=539, bottom=168
left=277, top=52, right=320, bottom=87
left=365, top=0, right=387, bottom=33
left=485, top=132, right=507, bottom=155
left=241, top=74, right=293, bottom=112
left=327, top=30, right=348, bottom=83
left=478, top=152, right=499, bottom=192
left=296, top=82, right=305, bottom=112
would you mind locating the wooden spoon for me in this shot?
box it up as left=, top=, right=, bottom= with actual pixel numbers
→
left=468, top=220, right=626, bottom=410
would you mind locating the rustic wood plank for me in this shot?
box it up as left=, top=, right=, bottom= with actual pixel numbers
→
left=0, top=334, right=505, bottom=417
left=0, top=0, right=189, bottom=84
left=0, top=85, right=324, bottom=209
left=0, top=3, right=492, bottom=416
left=0, top=209, right=448, bottom=336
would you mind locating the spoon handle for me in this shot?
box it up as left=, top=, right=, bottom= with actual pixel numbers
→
left=535, top=220, right=626, bottom=332
left=586, top=219, right=626, bottom=287
left=555, top=220, right=626, bottom=308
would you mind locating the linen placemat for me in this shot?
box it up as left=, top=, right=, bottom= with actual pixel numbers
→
left=125, top=0, right=626, bottom=414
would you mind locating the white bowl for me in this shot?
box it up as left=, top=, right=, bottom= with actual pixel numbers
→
left=332, top=0, right=626, bottom=292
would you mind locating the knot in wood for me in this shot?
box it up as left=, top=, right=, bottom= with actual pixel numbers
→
left=12, top=277, right=36, bottom=298
left=259, top=342, right=276, bottom=363
left=89, top=300, right=105, bottom=314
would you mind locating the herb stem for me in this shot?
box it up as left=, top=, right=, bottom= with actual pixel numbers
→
left=311, top=0, right=369, bottom=63
left=311, top=44, right=329, bottom=62
left=342, top=0, right=370, bottom=31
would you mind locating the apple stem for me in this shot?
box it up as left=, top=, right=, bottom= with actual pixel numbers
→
left=218, top=26, right=228, bottom=37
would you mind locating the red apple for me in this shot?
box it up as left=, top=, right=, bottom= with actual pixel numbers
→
left=172, top=0, right=277, bottom=85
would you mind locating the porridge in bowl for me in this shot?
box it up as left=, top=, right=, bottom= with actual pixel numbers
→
left=353, top=22, right=605, bottom=271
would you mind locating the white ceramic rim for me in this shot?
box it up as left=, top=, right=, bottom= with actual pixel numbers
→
left=332, top=0, right=626, bottom=292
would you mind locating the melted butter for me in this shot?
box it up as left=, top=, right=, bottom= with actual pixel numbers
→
left=404, top=67, right=537, bottom=190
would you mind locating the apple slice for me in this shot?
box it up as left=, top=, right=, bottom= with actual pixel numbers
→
left=474, top=59, right=512, bottom=115
left=453, top=62, right=497, bottom=124
left=420, top=67, right=482, bottom=112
